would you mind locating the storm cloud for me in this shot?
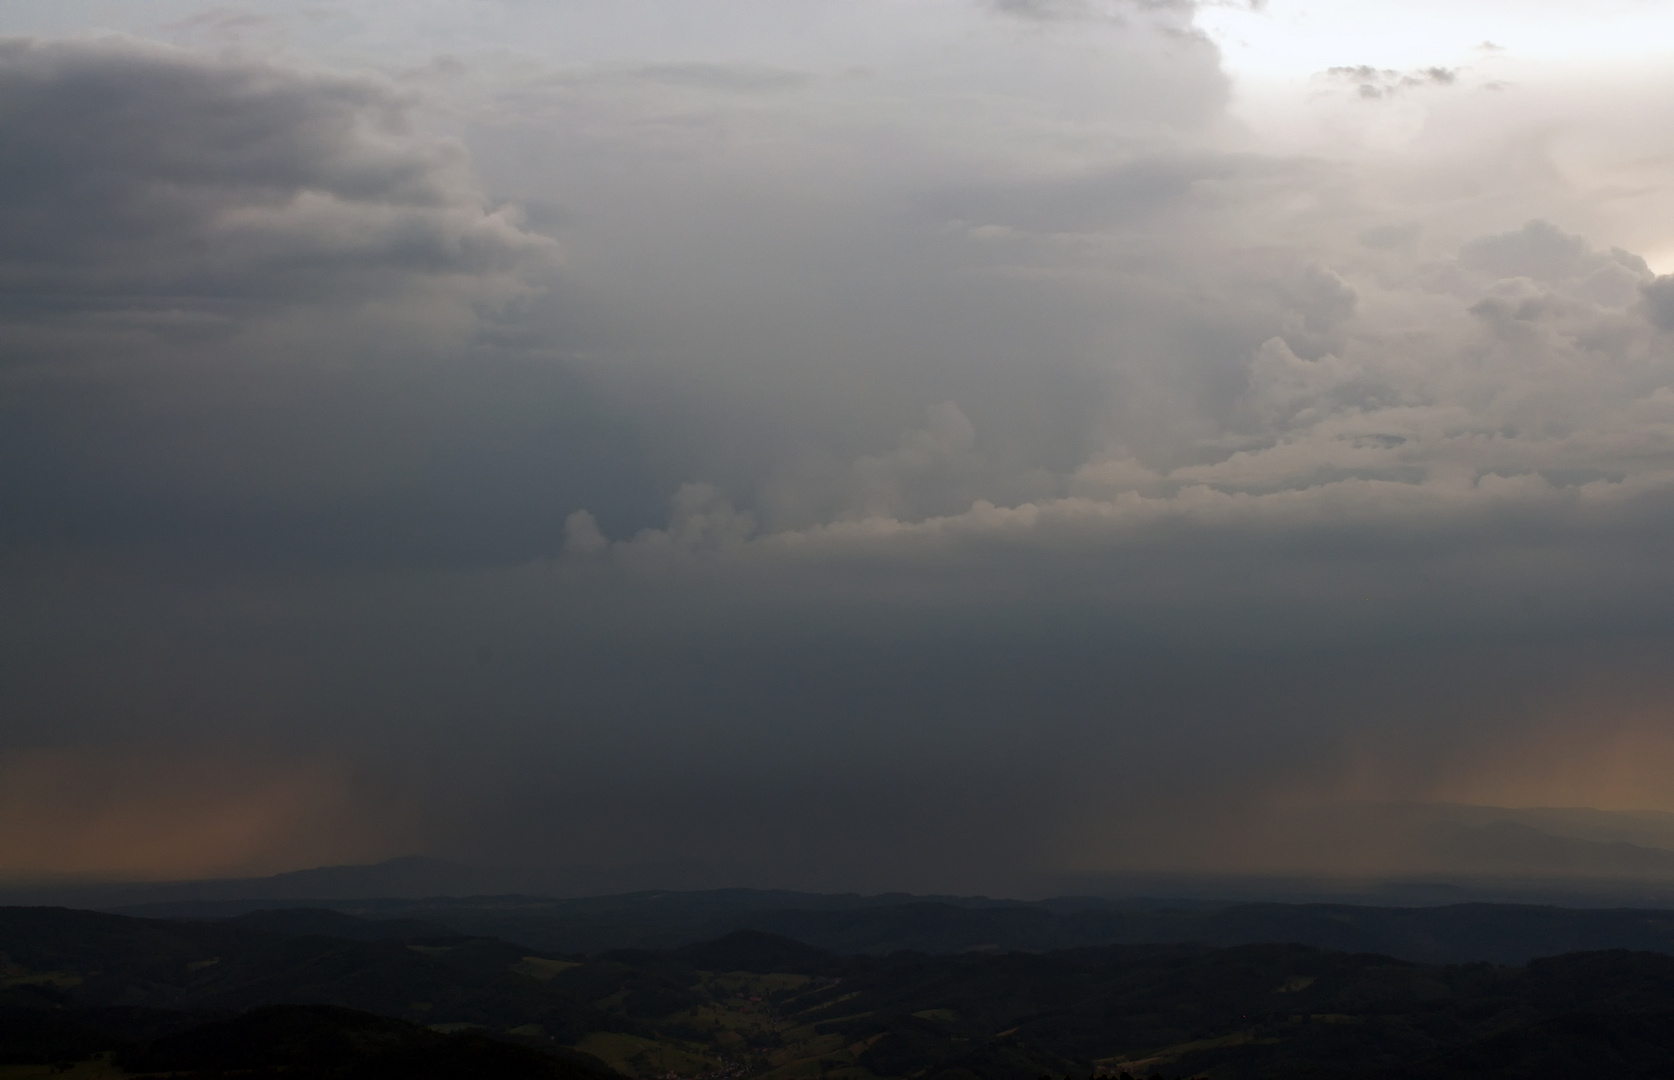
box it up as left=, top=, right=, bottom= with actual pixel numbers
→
left=5, top=1, right=1674, bottom=895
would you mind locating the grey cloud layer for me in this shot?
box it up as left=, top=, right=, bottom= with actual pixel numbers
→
left=0, top=38, right=545, bottom=312
left=6, top=5, right=1674, bottom=889
left=589, top=217, right=1674, bottom=595
left=0, top=38, right=667, bottom=564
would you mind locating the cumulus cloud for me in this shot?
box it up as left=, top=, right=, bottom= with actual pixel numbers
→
left=572, top=218, right=1674, bottom=580
left=0, top=37, right=617, bottom=567
left=1638, top=275, right=1674, bottom=332
left=0, top=38, right=549, bottom=322
left=1323, top=64, right=1458, bottom=99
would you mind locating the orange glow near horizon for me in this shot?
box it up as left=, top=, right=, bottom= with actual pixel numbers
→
left=0, top=747, right=414, bottom=883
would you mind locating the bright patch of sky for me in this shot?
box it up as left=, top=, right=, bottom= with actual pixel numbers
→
left=1198, top=0, right=1674, bottom=78
left=1196, top=0, right=1674, bottom=270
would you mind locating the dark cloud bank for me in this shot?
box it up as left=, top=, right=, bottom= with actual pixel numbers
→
left=5, top=19, right=1674, bottom=898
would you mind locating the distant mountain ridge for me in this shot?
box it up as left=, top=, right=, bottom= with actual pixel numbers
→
left=8, top=802, right=1674, bottom=914
left=0, top=856, right=495, bottom=909
left=286, top=897, right=1674, bottom=965
left=30, top=895, right=1674, bottom=966
left=0, top=857, right=1051, bottom=911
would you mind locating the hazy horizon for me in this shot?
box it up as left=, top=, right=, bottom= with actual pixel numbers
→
left=16, top=800, right=1674, bottom=906
left=6, top=0, right=1674, bottom=897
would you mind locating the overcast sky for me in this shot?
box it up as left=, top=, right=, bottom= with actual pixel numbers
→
left=5, top=0, right=1674, bottom=895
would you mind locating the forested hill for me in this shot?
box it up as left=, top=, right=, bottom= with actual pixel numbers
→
left=8, top=905, right=1674, bottom=1078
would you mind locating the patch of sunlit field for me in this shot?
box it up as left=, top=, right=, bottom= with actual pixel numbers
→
left=668, top=972, right=809, bottom=1036
left=694, top=971, right=884, bottom=1080
left=1097, top=1030, right=1262, bottom=1074
left=754, top=1038, right=876, bottom=1080
left=579, top=968, right=883, bottom=1079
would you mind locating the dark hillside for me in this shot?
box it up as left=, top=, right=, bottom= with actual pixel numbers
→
left=0, top=983, right=201, bottom=1065
left=227, top=907, right=457, bottom=942
left=9, top=903, right=1674, bottom=1078
left=117, top=1003, right=615, bottom=1080
left=226, top=892, right=1674, bottom=964
left=669, top=929, right=846, bottom=975
left=0, top=906, right=600, bottom=1037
